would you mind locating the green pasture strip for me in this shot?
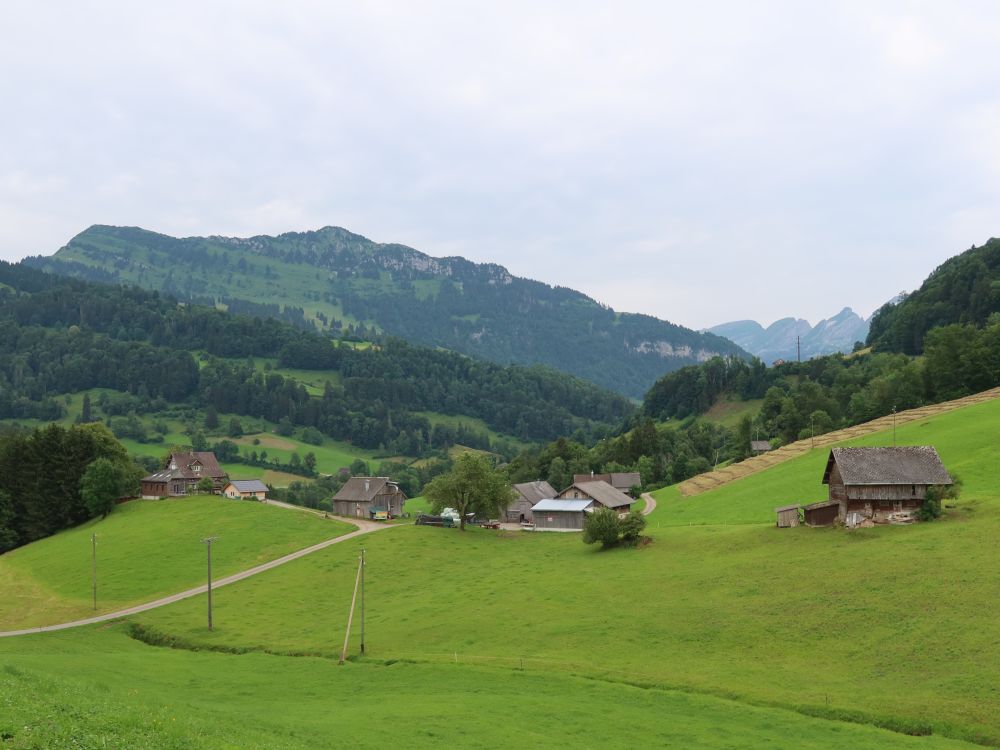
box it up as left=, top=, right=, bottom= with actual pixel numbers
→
left=0, top=496, right=352, bottom=629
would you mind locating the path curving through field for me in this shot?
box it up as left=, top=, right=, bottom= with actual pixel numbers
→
left=0, top=516, right=390, bottom=639
left=641, top=492, right=657, bottom=515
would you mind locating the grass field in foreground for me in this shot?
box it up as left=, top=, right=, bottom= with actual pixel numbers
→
left=129, top=397, right=1000, bottom=745
left=0, top=625, right=978, bottom=750
left=0, top=496, right=353, bottom=630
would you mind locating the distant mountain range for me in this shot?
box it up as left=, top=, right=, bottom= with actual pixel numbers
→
left=707, top=308, right=870, bottom=363
left=25, top=225, right=746, bottom=399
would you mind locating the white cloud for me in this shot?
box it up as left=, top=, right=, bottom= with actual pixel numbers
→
left=1, top=1, right=1000, bottom=328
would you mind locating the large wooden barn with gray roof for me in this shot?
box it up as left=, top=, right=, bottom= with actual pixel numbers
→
left=822, top=446, right=952, bottom=526
left=332, top=477, right=407, bottom=519
left=557, top=480, right=633, bottom=515
left=507, top=481, right=557, bottom=523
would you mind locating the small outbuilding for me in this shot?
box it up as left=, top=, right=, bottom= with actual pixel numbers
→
left=751, top=440, right=772, bottom=455
left=775, top=504, right=800, bottom=527
left=530, top=498, right=594, bottom=531
left=803, top=500, right=840, bottom=527
left=332, top=477, right=407, bottom=519
left=822, top=446, right=952, bottom=526
left=508, top=480, right=557, bottom=523
left=223, top=479, right=269, bottom=501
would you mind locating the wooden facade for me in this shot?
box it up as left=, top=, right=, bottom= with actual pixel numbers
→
left=332, top=477, right=407, bottom=518
left=507, top=481, right=556, bottom=523
left=530, top=499, right=593, bottom=531
left=803, top=500, right=839, bottom=527
left=775, top=504, right=800, bottom=527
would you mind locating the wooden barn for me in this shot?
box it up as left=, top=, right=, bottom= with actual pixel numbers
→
left=751, top=440, right=772, bottom=455
left=332, top=477, right=407, bottom=519
left=557, top=480, right=633, bottom=515
left=507, top=480, right=557, bottom=523
left=822, top=446, right=952, bottom=526
left=530, top=498, right=594, bottom=531
left=572, top=472, right=642, bottom=496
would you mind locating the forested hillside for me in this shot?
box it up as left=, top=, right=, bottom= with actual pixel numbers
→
left=0, top=262, right=633, bottom=451
left=867, top=237, right=1000, bottom=353
left=25, top=224, right=746, bottom=397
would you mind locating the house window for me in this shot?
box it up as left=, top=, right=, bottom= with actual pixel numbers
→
left=194, top=465, right=201, bottom=473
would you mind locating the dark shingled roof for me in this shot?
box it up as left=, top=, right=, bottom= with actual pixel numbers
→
left=751, top=440, right=772, bottom=452
left=561, top=480, right=633, bottom=509
left=823, top=447, right=953, bottom=486
left=166, top=451, right=225, bottom=480
left=572, top=472, right=641, bottom=492
left=333, top=477, right=404, bottom=503
left=513, top=481, right=557, bottom=505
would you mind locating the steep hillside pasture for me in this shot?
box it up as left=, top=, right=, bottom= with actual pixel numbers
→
left=0, top=496, right=352, bottom=629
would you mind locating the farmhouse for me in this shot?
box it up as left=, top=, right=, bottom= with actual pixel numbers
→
left=530, top=498, right=594, bottom=531
left=821, top=446, right=952, bottom=526
left=557, top=480, right=633, bottom=514
left=572, top=472, right=642, bottom=496
left=508, top=480, right=557, bottom=523
left=332, top=476, right=407, bottom=519
left=223, top=479, right=269, bottom=501
left=140, top=451, right=227, bottom=499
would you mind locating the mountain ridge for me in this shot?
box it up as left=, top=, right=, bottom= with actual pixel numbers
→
left=707, top=307, right=869, bottom=362
left=25, top=224, right=747, bottom=398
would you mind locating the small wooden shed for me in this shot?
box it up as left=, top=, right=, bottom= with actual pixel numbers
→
left=775, top=504, right=800, bottom=527
left=752, top=440, right=773, bottom=455
left=530, top=499, right=593, bottom=531
left=803, top=500, right=840, bottom=527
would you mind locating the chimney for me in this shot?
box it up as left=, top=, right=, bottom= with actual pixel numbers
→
left=590, top=470, right=594, bottom=478
left=364, top=479, right=370, bottom=493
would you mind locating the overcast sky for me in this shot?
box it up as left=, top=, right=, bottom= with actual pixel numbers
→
left=2, top=2, right=999, bottom=330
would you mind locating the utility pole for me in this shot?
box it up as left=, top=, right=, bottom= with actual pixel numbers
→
left=202, top=536, right=219, bottom=630
left=340, top=551, right=364, bottom=664
left=797, top=335, right=801, bottom=363
left=892, top=405, right=897, bottom=448
left=810, top=414, right=815, bottom=449
left=360, top=548, right=366, bottom=656
left=91, top=533, right=97, bottom=611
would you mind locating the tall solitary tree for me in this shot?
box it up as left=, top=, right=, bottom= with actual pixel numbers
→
left=423, top=453, right=515, bottom=531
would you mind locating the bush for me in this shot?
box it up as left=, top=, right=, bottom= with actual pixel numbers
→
left=583, top=508, right=623, bottom=549
left=619, top=510, right=647, bottom=546
left=918, top=474, right=962, bottom=522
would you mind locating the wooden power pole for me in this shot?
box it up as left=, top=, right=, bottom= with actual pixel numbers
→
left=340, top=551, right=364, bottom=664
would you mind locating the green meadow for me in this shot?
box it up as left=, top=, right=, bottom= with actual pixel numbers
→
left=0, top=625, right=977, bottom=750
left=0, top=496, right=351, bottom=629
left=2, top=396, right=1000, bottom=747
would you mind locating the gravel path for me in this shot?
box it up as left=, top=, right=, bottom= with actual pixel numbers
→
left=641, top=493, right=657, bottom=516
left=0, top=515, right=389, bottom=639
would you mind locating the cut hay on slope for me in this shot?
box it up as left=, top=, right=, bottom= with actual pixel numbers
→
left=676, top=386, right=1000, bottom=497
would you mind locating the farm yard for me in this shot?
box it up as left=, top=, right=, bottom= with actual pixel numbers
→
left=2, top=394, right=1000, bottom=747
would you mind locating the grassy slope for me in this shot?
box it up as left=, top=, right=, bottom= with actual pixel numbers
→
left=0, top=625, right=977, bottom=750
left=699, top=396, right=765, bottom=428
left=128, top=397, right=1000, bottom=744
left=0, top=496, right=353, bottom=629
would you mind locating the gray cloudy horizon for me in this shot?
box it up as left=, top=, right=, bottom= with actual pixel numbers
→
left=2, top=1, right=1000, bottom=331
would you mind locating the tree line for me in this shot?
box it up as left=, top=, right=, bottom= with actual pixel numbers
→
left=0, top=424, right=140, bottom=552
